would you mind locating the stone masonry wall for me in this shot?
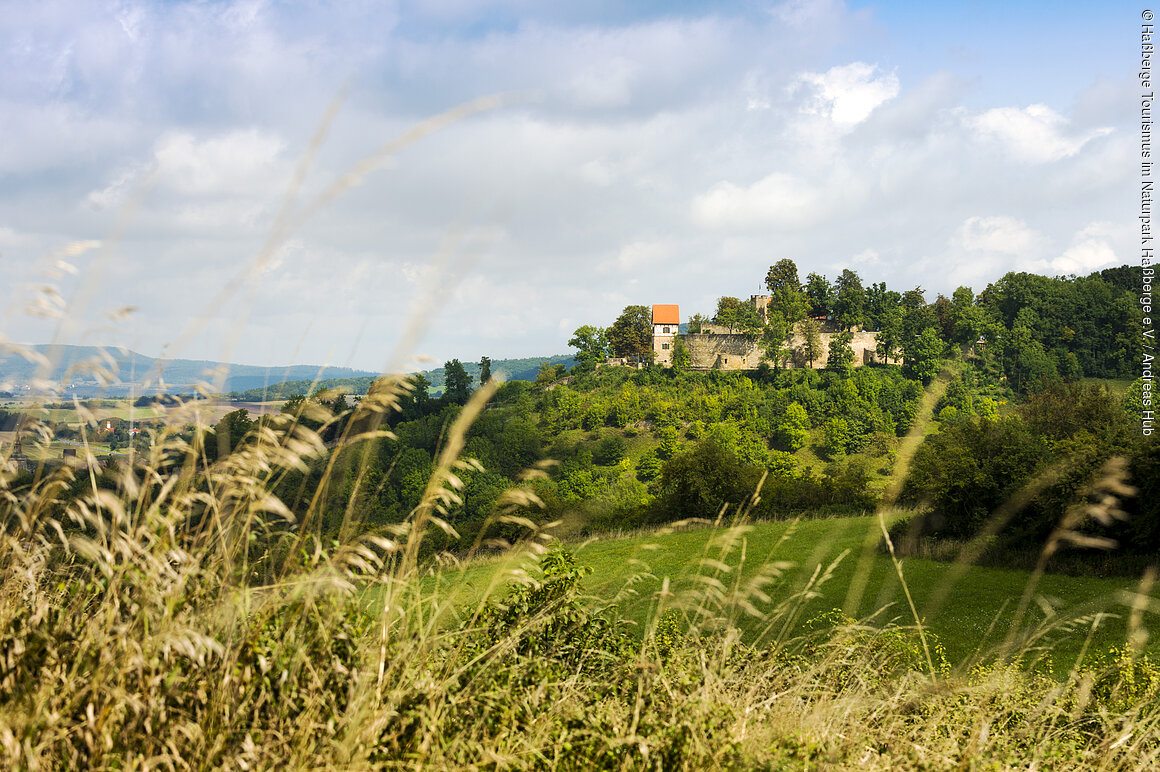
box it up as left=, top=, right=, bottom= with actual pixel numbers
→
left=678, top=327, right=889, bottom=371
left=682, top=333, right=763, bottom=370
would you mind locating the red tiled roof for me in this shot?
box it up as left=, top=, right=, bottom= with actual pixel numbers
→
left=652, top=304, right=680, bottom=325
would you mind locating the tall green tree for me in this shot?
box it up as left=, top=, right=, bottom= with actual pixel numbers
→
left=826, top=329, right=856, bottom=375
left=804, top=272, right=833, bottom=318
left=902, top=327, right=943, bottom=384
left=777, top=402, right=810, bottom=451
left=833, top=269, right=866, bottom=330
left=443, top=359, right=473, bottom=405
left=865, top=281, right=901, bottom=331
left=479, top=356, right=492, bottom=385
left=568, top=325, right=609, bottom=373
left=932, top=294, right=955, bottom=340
left=821, top=417, right=850, bottom=459
left=761, top=314, right=795, bottom=368
left=607, top=305, right=653, bottom=361
left=876, top=304, right=903, bottom=362
left=1001, top=326, right=1058, bottom=393
left=714, top=297, right=763, bottom=337
left=765, top=259, right=808, bottom=324
left=901, top=287, right=933, bottom=338
left=799, top=317, right=823, bottom=367
left=212, top=408, right=254, bottom=459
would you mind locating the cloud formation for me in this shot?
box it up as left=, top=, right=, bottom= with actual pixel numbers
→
left=0, top=0, right=1135, bottom=371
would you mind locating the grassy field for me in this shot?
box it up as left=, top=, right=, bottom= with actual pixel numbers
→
left=418, top=515, right=1159, bottom=674
left=13, top=398, right=284, bottom=425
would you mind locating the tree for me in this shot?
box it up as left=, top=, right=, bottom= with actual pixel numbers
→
left=654, top=439, right=762, bottom=521
left=821, top=417, right=850, bottom=459
left=671, top=337, right=691, bottom=371
left=714, top=297, right=763, bottom=337
left=826, top=329, right=856, bottom=375
left=876, top=304, right=903, bottom=362
left=932, top=294, right=955, bottom=340
left=833, top=269, right=866, bottom=331
left=443, top=359, right=473, bottom=405
left=804, top=272, right=833, bottom=318
left=901, top=287, right=933, bottom=338
left=214, top=408, right=254, bottom=458
left=765, top=259, right=808, bottom=325
left=479, top=356, right=492, bottom=385
left=901, top=416, right=1047, bottom=539
left=902, top=327, right=942, bottom=384
left=608, top=305, right=653, bottom=361
left=865, top=281, right=901, bottom=331
left=687, top=313, right=709, bottom=333
left=568, top=326, right=609, bottom=373
left=396, top=373, right=432, bottom=421
left=1001, top=326, right=1058, bottom=393
left=799, top=317, right=823, bottom=367
left=776, top=402, right=810, bottom=451
left=536, top=361, right=566, bottom=385
left=593, top=434, right=628, bottom=466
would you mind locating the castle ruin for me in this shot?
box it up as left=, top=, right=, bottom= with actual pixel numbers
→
left=649, top=298, right=889, bottom=372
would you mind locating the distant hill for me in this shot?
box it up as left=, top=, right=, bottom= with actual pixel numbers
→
left=423, top=355, right=576, bottom=396
left=0, top=344, right=379, bottom=397
left=229, top=354, right=577, bottom=402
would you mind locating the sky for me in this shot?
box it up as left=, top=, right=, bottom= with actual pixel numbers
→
left=0, top=0, right=1142, bottom=375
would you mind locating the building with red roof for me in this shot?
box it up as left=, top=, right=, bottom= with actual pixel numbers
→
left=652, top=304, right=679, bottom=365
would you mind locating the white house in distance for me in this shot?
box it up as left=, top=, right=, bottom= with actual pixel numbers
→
left=652, top=304, right=679, bottom=366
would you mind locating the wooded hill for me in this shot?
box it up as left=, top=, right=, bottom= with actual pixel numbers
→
left=267, top=262, right=1151, bottom=573
left=17, top=263, right=1154, bottom=576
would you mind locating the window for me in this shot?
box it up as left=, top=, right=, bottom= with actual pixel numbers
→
left=662, top=343, right=670, bottom=350
left=662, top=326, right=670, bottom=333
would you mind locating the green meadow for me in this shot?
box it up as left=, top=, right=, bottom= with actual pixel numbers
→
left=422, top=516, right=1159, bottom=674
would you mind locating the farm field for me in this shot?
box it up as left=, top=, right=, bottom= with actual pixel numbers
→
left=417, top=515, right=1159, bottom=674
left=8, top=398, right=286, bottom=426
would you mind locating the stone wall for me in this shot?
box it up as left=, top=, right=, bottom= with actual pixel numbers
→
left=784, top=328, right=890, bottom=368
left=676, top=326, right=891, bottom=371
left=682, top=333, right=763, bottom=370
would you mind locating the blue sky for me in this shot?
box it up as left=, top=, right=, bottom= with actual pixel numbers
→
left=0, top=0, right=1141, bottom=375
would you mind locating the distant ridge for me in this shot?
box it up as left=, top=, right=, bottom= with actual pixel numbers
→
left=0, top=344, right=378, bottom=396
left=0, top=345, right=576, bottom=400
left=229, top=354, right=577, bottom=401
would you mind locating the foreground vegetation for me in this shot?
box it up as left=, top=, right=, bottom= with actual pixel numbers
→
left=2, top=368, right=1160, bottom=770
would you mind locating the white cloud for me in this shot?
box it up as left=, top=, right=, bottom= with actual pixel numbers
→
left=773, top=0, right=851, bottom=29
left=84, top=166, right=143, bottom=211
left=796, top=62, right=900, bottom=127
left=1050, top=239, right=1117, bottom=274
left=968, top=104, right=1112, bottom=163
left=566, top=56, right=637, bottom=109
left=0, top=226, right=41, bottom=251
left=691, top=172, right=824, bottom=229
left=153, top=129, right=287, bottom=197
left=1040, top=222, right=1122, bottom=275
left=957, top=216, right=1041, bottom=255
left=598, top=240, right=668, bottom=274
